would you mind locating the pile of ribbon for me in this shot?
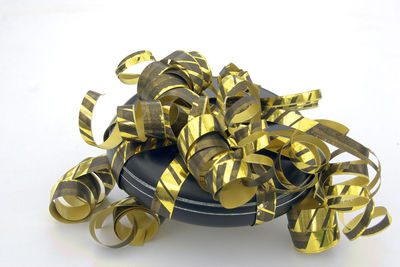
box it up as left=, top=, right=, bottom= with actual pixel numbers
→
left=49, top=50, right=391, bottom=253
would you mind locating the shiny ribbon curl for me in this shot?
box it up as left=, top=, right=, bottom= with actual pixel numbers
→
left=89, top=196, right=161, bottom=248
left=49, top=50, right=391, bottom=253
left=50, top=155, right=114, bottom=223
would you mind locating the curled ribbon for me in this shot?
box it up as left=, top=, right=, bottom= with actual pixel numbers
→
left=50, top=50, right=391, bottom=253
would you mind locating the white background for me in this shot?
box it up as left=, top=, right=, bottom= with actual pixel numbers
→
left=0, top=0, right=399, bottom=266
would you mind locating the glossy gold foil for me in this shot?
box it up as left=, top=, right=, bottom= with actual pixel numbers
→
left=49, top=50, right=391, bottom=252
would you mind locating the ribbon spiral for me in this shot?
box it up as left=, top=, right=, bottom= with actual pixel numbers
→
left=49, top=50, right=391, bottom=253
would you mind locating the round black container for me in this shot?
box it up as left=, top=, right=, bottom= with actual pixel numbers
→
left=106, top=84, right=312, bottom=227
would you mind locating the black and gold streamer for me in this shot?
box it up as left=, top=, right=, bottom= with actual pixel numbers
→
left=49, top=155, right=114, bottom=223
left=89, top=196, right=161, bottom=248
left=50, top=49, right=391, bottom=253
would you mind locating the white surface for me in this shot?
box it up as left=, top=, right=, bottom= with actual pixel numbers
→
left=0, top=0, right=399, bottom=266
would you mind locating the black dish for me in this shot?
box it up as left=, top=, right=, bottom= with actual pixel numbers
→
left=106, top=84, right=312, bottom=227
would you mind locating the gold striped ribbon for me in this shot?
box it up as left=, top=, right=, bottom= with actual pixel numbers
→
left=49, top=50, right=391, bottom=253
left=89, top=196, right=161, bottom=248
left=49, top=155, right=114, bottom=223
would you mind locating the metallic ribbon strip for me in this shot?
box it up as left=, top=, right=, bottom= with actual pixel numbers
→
left=89, top=196, right=161, bottom=248
left=49, top=155, right=114, bottom=223
left=49, top=50, right=391, bottom=253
